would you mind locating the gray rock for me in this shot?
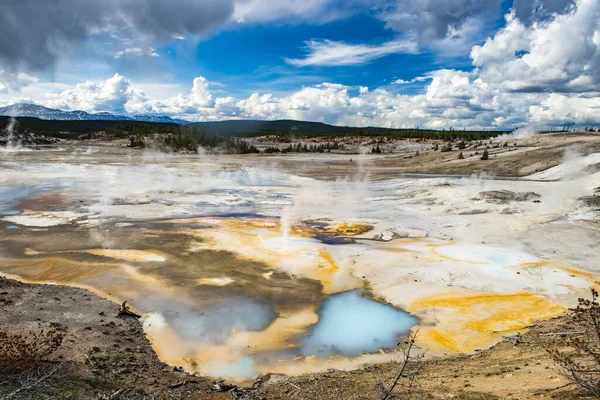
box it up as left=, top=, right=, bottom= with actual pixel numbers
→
left=479, top=190, right=541, bottom=204
left=579, top=196, right=600, bottom=208
left=458, top=209, right=490, bottom=215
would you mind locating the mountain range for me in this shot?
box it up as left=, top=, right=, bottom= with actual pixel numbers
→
left=0, top=103, right=190, bottom=125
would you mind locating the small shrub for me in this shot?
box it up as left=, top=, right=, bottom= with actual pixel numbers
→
left=0, top=328, right=65, bottom=373
left=480, top=149, right=489, bottom=160
left=440, top=143, right=453, bottom=153
left=458, top=152, right=464, bottom=160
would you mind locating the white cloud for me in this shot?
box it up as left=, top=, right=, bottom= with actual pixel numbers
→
left=45, top=73, right=142, bottom=114
left=114, top=47, right=160, bottom=58
left=286, top=38, right=418, bottom=67
left=471, top=0, right=600, bottom=93
left=126, top=76, right=215, bottom=116
left=233, top=0, right=386, bottom=24
left=0, top=71, right=38, bottom=94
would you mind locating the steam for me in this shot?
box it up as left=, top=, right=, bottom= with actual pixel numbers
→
left=0, top=117, right=26, bottom=153
left=504, top=125, right=538, bottom=140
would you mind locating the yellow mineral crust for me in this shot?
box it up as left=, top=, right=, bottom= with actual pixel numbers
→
left=85, top=249, right=167, bottom=262
left=183, top=217, right=359, bottom=293
left=324, top=222, right=373, bottom=236
left=408, top=291, right=565, bottom=353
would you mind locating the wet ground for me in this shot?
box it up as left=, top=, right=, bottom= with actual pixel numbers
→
left=1, top=138, right=599, bottom=382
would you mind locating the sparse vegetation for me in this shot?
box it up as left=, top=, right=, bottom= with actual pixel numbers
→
left=0, top=327, right=65, bottom=400
left=0, top=328, right=65, bottom=373
left=551, top=287, right=600, bottom=397
left=441, top=143, right=453, bottom=152
left=379, top=331, right=425, bottom=400
left=372, top=144, right=383, bottom=154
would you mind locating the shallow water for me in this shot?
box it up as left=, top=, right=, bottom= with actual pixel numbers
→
left=302, top=290, right=417, bottom=357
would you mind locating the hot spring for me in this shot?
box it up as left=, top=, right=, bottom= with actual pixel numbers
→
left=0, top=144, right=598, bottom=381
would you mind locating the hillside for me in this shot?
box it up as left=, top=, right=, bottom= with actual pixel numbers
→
left=190, top=119, right=504, bottom=140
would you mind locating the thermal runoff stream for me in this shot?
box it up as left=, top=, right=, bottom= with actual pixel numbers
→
left=1, top=143, right=599, bottom=381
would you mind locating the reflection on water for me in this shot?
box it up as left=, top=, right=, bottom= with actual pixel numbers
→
left=302, top=290, right=417, bottom=357
left=0, top=182, right=73, bottom=216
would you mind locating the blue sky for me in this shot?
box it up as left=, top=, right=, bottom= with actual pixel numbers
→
left=0, top=0, right=599, bottom=129
left=106, top=8, right=506, bottom=96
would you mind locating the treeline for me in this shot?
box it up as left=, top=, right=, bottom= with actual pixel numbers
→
left=0, top=116, right=505, bottom=145
left=187, top=119, right=506, bottom=141
left=269, top=128, right=503, bottom=141
left=0, top=117, right=179, bottom=138
left=131, top=133, right=260, bottom=154
left=264, top=142, right=344, bottom=154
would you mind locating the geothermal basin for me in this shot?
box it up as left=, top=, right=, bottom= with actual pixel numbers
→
left=1, top=142, right=599, bottom=381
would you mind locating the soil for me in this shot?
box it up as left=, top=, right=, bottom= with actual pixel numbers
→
left=0, top=277, right=589, bottom=399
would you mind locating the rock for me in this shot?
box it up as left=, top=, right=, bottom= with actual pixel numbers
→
left=0, top=130, right=62, bottom=147
left=579, top=195, right=600, bottom=208
left=377, top=228, right=428, bottom=241
left=458, top=209, right=489, bottom=215
left=479, top=190, right=541, bottom=204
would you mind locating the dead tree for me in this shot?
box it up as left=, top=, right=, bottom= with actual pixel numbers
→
left=551, top=287, right=600, bottom=397
left=380, top=330, right=424, bottom=400
left=118, top=301, right=141, bottom=318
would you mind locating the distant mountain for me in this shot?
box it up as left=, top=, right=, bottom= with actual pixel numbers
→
left=0, top=103, right=189, bottom=125
left=131, top=115, right=190, bottom=125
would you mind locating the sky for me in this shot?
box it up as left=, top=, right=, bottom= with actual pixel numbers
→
left=0, top=0, right=599, bottom=129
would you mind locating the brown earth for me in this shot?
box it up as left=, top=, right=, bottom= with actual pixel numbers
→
left=0, top=277, right=590, bottom=400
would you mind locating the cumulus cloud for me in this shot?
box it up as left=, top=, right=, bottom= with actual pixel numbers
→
left=471, top=0, right=600, bottom=93
left=286, top=39, right=418, bottom=67
left=0, top=0, right=235, bottom=70
left=7, top=66, right=597, bottom=129
left=126, top=76, right=215, bottom=116
left=46, top=73, right=141, bottom=114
